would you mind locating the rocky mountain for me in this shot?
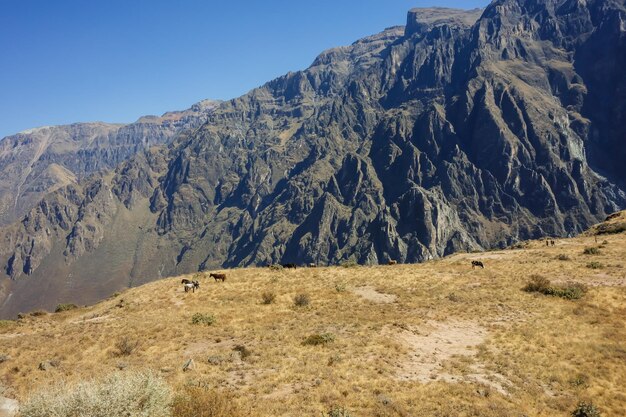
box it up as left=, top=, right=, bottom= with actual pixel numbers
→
left=0, top=100, right=220, bottom=226
left=1, top=0, right=626, bottom=318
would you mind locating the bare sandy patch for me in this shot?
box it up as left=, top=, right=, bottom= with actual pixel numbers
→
left=386, top=320, right=508, bottom=393
left=352, top=286, right=397, bottom=303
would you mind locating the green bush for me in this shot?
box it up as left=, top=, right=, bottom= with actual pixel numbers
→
left=55, top=303, right=78, bottom=313
left=191, top=313, right=215, bottom=326
left=586, top=262, right=604, bottom=270
left=583, top=247, right=601, bottom=255
left=523, top=275, right=587, bottom=300
left=303, top=333, right=335, bottom=346
left=261, top=292, right=276, bottom=305
left=20, top=371, right=171, bottom=417
left=294, top=293, right=310, bottom=307
left=571, top=401, right=601, bottom=417
left=335, top=282, right=347, bottom=293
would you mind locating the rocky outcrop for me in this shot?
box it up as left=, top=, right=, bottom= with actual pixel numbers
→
left=1, top=1, right=625, bottom=317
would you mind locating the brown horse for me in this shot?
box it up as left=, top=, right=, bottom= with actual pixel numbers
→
left=210, top=273, right=226, bottom=282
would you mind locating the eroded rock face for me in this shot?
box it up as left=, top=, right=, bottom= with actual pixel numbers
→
left=1, top=1, right=625, bottom=317
left=0, top=100, right=220, bottom=226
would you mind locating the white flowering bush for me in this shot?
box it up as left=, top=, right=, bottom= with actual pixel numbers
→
left=20, top=371, right=172, bottom=417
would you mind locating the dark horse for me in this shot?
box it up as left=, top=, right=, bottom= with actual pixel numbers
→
left=471, top=260, right=484, bottom=269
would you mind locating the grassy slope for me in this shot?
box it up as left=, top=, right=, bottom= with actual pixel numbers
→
left=1, top=214, right=625, bottom=416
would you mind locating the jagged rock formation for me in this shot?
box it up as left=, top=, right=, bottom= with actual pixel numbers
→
left=0, top=100, right=220, bottom=226
left=1, top=0, right=625, bottom=318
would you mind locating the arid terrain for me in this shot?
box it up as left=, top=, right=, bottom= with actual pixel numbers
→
left=1, top=212, right=625, bottom=416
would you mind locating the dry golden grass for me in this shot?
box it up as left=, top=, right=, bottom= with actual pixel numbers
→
left=1, top=221, right=625, bottom=416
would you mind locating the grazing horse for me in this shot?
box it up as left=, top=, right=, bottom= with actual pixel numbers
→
left=471, top=260, right=484, bottom=269
left=210, top=273, right=226, bottom=282
left=184, top=280, right=200, bottom=293
left=282, top=263, right=297, bottom=269
left=388, top=260, right=397, bottom=265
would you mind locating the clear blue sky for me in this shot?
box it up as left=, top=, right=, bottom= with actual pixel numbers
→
left=0, top=0, right=489, bottom=138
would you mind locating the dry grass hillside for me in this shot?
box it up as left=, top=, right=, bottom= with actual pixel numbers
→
left=1, top=213, right=626, bottom=416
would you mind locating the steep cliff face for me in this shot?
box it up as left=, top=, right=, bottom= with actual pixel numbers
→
left=0, top=100, right=219, bottom=226
left=1, top=1, right=625, bottom=317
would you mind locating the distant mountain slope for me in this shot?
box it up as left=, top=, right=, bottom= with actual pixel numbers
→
left=1, top=0, right=625, bottom=318
left=0, top=100, right=220, bottom=226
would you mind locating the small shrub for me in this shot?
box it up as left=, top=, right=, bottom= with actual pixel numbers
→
left=20, top=371, right=171, bottom=417
left=446, top=293, right=461, bottom=302
left=322, top=406, right=354, bottom=417
left=294, top=293, right=310, bottom=307
left=55, top=303, right=78, bottom=313
left=335, top=282, right=347, bottom=293
left=571, top=401, right=601, bottom=417
left=172, top=386, right=244, bottom=417
left=30, top=310, right=47, bottom=317
left=114, top=336, right=140, bottom=356
left=261, top=292, right=276, bottom=305
left=583, top=247, right=601, bottom=255
left=303, top=333, right=335, bottom=346
left=191, top=313, right=215, bottom=326
left=232, top=345, right=251, bottom=360
left=550, top=283, right=588, bottom=300
left=523, top=275, right=587, bottom=300
left=523, top=275, right=552, bottom=294
left=586, top=262, right=604, bottom=270
left=269, top=265, right=283, bottom=271
left=556, top=254, right=571, bottom=261
left=340, top=260, right=358, bottom=268
left=569, top=374, right=589, bottom=387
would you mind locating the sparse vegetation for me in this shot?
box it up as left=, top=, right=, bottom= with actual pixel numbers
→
left=191, top=313, right=215, bottom=326
left=172, top=386, right=244, bottom=417
left=294, top=293, right=310, bottom=307
left=20, top=371, right=171, bottom=417
left=2, top=222, right=626, bottom=416
left=557, top=254, right=571, bottom=261
left=261, top=291, right=276, bottom=304
left=586, top=262, right=604, bottom=269
left=55, top=303, right=78, bottom=313
left=583, top=247, right=601, bottom=255
left=114, top=336, right=140, bottom=356
left=572, top=401, right=602, bottom=417
left=29, top=310, right=47, bottom=317
left=303, top=333, right=335, bottom=346
left=269, top=265, right=283, bottom=271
